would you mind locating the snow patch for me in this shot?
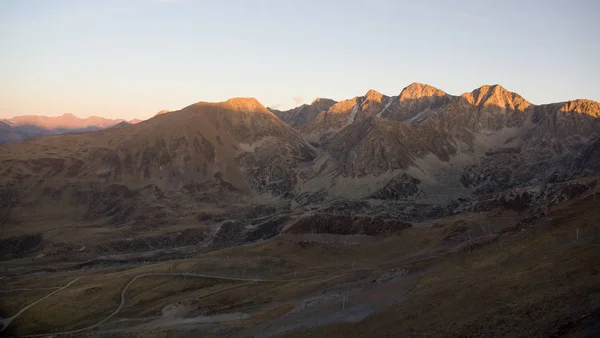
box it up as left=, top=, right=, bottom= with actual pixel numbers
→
left=347, top=102, right=359, bottom=125
left=377, top=97, right=395, bottom=118
left=407, top=109, right=435, bottom=124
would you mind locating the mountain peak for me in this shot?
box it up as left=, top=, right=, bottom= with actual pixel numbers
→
left=463, top=84, right=530, bottom=110
left=112, top=121, right=131, bottom=128
left=311, top=97, right=336, bottom=105
left=559, top=99, right=600, bottom=117
left=399, top=83, right=446, bottom=102
left=223, top=97, right=267, bottom=113
left=481, top=84, right=510, bottom=96
left=310, top=98, right=337, bottom=112
left=364, top=89, right=384, bottom=102
left=155, top=110, right=171, bottom=116
left=328, top=97, right=359, bottom=115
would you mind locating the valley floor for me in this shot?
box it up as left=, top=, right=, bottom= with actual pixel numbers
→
left=1, top=195, right=599, bottom=337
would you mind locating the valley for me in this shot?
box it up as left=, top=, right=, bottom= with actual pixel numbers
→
left=1, top=192, right=598, bottom=337
left=1, top=83, right=599, bottom=337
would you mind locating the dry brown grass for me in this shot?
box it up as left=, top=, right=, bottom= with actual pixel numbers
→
left=0, top=223, right=443, bottom=336
left=283, top=198, right=600, bottom=337
left=2, top=197, right=598, bottom=337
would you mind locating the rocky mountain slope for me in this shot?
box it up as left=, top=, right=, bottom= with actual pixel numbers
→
left=297, top=90, right=392, bottom=146
left=270, top=98, right=337, bottom=129
left=295, top=84, right=599, bottom=203
left=0, top=98, right=315, bottom=256
left=0, top=113, right=142, bottom=144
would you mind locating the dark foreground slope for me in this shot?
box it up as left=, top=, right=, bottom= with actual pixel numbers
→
left=0, top=181, right=598, bottom=337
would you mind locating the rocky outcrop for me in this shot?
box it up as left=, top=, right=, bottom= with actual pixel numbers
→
left=271, top=98, right=337, bottom=128
left=286, top=214, right=411, bottom=236
left=324, top=117, right=456, bottom=177
left=293, top=90, right=393, bottom=146
left=370, top=174, right=421, bottom=200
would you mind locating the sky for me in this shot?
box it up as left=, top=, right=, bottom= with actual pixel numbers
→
left=1, top=0, right=599, bottom=120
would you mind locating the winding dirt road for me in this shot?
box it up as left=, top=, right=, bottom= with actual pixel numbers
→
left=4, top=271, right=325, bottom=337
left=3, top=253, right=442, bottom=337
left=53, top=272, right=325, bottom=335
left=0, top=277, right=83, bottom=332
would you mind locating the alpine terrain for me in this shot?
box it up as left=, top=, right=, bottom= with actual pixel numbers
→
left=1, top=83, right=599, bottom=337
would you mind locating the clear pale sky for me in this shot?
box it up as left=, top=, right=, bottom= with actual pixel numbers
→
left=1, top=0, right=599, bottom=120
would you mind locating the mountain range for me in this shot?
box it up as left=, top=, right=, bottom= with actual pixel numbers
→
left=0, top=113, right=145, bottom=144
left=2, top=82, right=600, bottom=338
left=0, top=83, right=599, bottom=259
